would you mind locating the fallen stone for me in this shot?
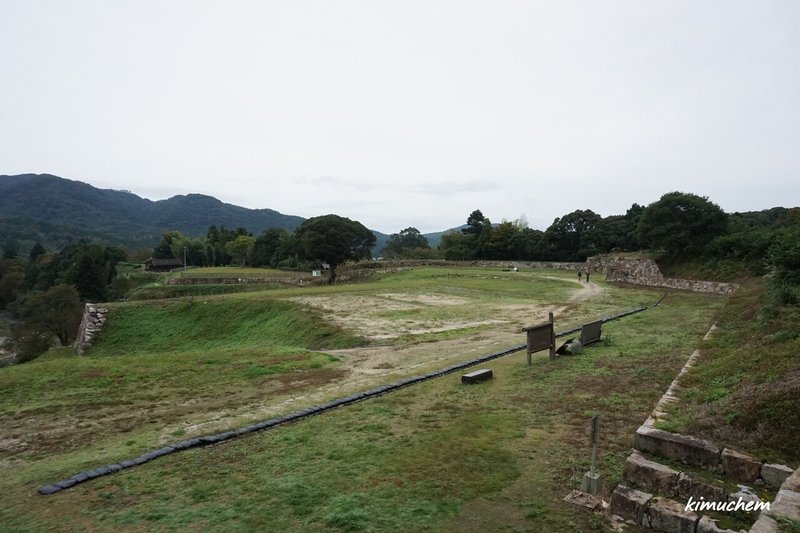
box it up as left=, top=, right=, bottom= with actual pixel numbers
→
left=721, top=448, right=762, bottom=483
left=761, top=464, right=793, bottom=490
left=562, top=489, right=602, bottom=510
left=634, top=425, right=721, bottom=470
left=676, top=472, right=728, bottom=503
left=644, top=497, right=699, bottom=533
left=696, top=515, right=744, bottom=533
left=609, top=484, right=653, bottom=525
left=622, top=452, right=679, bottom=496
left=766, top=489, right=800, bottom=522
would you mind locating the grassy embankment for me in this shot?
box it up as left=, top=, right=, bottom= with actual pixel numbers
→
left=659, top=278, right=800, bottom=465
left=0, top=267, right=726, bottom=531
left=127, top=267, right=307, bottom=300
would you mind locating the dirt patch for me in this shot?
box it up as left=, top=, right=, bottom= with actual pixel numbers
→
left=568, top=281, right=605, bottom=303
left=289, top=293, right=565, bottom=341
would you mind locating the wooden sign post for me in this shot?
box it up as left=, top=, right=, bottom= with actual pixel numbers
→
left=522, top=312, right=555, bottom=365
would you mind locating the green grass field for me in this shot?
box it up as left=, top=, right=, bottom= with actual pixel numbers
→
left=0, top=267, right=728, bottom=531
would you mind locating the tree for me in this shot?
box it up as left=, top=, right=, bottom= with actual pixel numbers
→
left=0, top=268, right=24, bottom=309
left=296, top=214, right=376, bottom=283
left=460, top=209, right=493, bottom=259
left=439, top=231, right=473, bottom=260
left=29, top=242, right=46, bottom=261
left=253, top=228, right=290, bottom=267
left=381, top=227, right=430, bottom=259
left=638, top=192, right=728, bottom=257
left=153, top=231, right=181, bottom=259
left=2, top=240, right=19, bottom=259
left=20, top=284, right=83, bottom=346
left=484, top=221, right=519, bottom=259
left=543, top=209, right=602, bottom=261
left=225, top=235, right=256, bottom=267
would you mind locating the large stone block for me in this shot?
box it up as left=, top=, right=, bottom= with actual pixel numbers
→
left=676, top=472, right=728, bottom=503
left=721, top=449, right=762, bottom=483
left=760, top=463, right=793, bottom=490
left=781, top=468, right=800, bottom=492
left=766, top=489, right=800, bottom=522
left=644, top=497, right=699, bottom=533
left=622, top=452, right=680, bottom=497
left=610, top=484, right=653, bottom=525
left=749, top=514, right=780, bottom=532
left=634, top=425, right=721, bottom=470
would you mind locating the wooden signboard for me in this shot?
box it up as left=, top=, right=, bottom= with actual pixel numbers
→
left=522, top=312, right=555, bottom=365
left=580, top=320, right=602, bottom=346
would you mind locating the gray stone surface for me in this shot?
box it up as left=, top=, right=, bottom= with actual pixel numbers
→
left=623, top=452, right=680, bottom=497
left=644, top=497, right=700, bottom=533
left=761, top=463, right=793, bottom=490
left=766, top=489, right=800, bottom=522
left=781, top=468, right=800, bottom=492
left=610, top=484, right=653, bottom=525
left=587, top=255, right=738, bottom=294
left=748, top=514, right=780, bottom=532
left=634, top=425, right=722, bottom=470
left=676, top=472, right=728, bottom=503
left=722, top=449, right=762, bottom=483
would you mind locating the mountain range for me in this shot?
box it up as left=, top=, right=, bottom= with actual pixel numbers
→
left=0, top=174, right=453, bottom=254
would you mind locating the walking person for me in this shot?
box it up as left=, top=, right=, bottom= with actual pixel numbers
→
left=586, top=271, right=590, bottom=283
left=578, top=270, right=583, bottom=282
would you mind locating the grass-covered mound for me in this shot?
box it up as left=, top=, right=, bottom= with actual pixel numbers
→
left=0, top=298, right=365, bottom=465
left=94, top=298, right=364, bottom=356
left=666, top=279, right=800, bottom=464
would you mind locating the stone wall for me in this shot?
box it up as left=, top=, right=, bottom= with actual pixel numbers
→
left=74, top=304, right=109, bottom=355
left=587, top=255, right=738, bottom=295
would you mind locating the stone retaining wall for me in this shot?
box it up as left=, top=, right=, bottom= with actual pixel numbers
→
left=74, top=304, right=109, bottom=355
left=609, top=324, right=799, bottom=532
left=165, top=276, right=309, bottom=286
left=586, top=255, right=738, bottom=294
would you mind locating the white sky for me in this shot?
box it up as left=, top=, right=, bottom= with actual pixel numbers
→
left=1, top=1, right=798, bottom=234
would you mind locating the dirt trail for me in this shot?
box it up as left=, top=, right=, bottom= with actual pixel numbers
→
left=568, top=281, right=604, bottom=302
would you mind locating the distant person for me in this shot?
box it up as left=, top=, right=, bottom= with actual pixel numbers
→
left=578, top=270, right=583, bottom=282
left=586, top=271, right=591, bottom=283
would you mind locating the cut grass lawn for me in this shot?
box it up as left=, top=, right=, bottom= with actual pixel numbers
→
left=0, top=267, right=726, bottom=531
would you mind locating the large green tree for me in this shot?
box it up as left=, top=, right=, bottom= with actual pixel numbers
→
left=543, top=209, right=602, bottom=261
left=296, top=214, right=375, bottom=283
left=638, top=192, right=728, bottom=257
left=381, top=227, right=430, bottom=259
left=225, top=235, right=256, bottom=267
left=20, top=284, right=83, bottom=346
left=253, top=227, right=290, bottom=267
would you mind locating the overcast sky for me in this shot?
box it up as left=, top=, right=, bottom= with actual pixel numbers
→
left=1, top=1, right=798, bottom=233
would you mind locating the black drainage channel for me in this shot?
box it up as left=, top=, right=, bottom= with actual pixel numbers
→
left=38, top=296, right=666, bottom=495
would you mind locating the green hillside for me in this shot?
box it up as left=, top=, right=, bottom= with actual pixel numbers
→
left=0, top=174, right=305, bottom=250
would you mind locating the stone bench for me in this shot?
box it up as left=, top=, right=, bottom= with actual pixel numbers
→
left=462, top=369, right=493, bottom=384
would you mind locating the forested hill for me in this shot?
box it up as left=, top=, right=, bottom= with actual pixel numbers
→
left=0, top=174, right=306, bottom=250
